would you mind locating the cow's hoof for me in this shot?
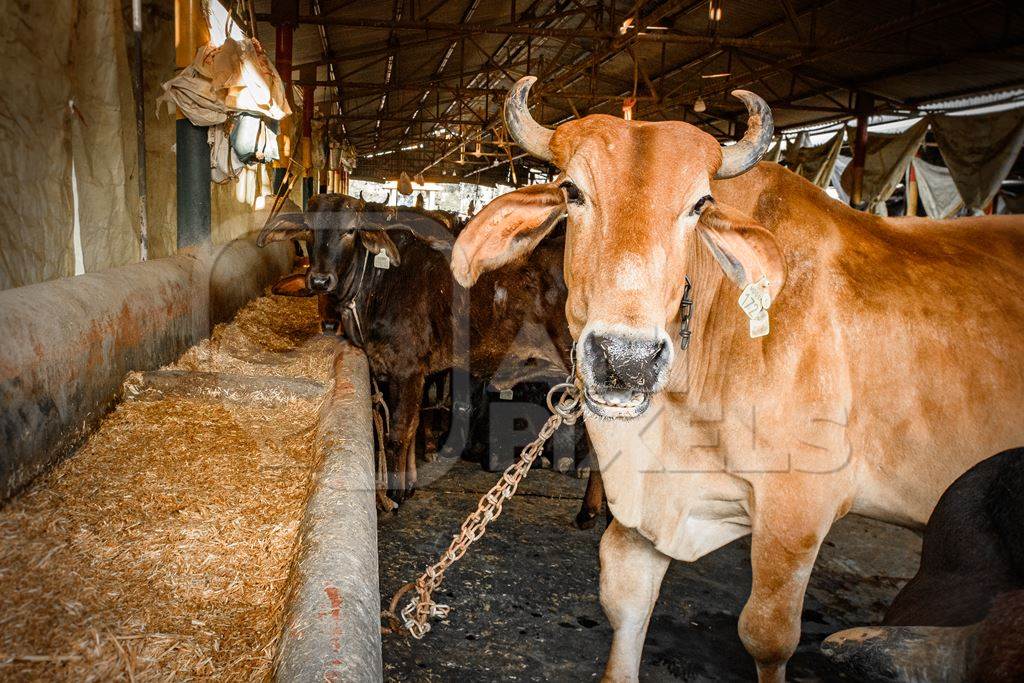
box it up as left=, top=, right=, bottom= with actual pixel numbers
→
left=376, top=491, right=399, bottom=513
left=574, top=507, right=599, bottom=530
left=321, top=320, right=339, bottom=335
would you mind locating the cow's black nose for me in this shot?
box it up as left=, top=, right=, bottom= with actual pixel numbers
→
left=308, top=272, right=336, bottom=292
left=584, top=331, right=670, bottom=391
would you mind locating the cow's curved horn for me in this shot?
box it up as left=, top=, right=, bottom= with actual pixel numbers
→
left=715, top=90, right=774, bottom=179
left=505, top=76, right=554, bottom=162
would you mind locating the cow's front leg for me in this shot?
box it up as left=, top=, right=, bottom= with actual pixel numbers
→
left=386, top=372, right=425, bottom=504
left=739, top=484, right=840, bottom=683
left=600, top=519, right=670, bottom=682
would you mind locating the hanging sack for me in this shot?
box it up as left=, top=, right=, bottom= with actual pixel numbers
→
left=230, top=113, right=280, bottom=164
left=397, top=171, right=413, bottom=195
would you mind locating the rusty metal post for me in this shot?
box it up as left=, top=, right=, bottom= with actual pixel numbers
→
left=271, top=0, right=298, bottom=193
left=905, top=159, right=919, bottom=217
left=850, top=91, right=874, bottom=210
left=301, top=71, right=316, bottom=209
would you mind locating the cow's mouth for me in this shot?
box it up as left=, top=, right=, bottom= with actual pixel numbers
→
left=583, top=386, right=651, bottom=420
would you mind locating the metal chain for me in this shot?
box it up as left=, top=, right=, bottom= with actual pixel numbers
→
left=383, top=380, right=584, bottom=639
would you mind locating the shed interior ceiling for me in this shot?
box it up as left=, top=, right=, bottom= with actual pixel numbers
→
left=252, top=0, right=1024, bottom=182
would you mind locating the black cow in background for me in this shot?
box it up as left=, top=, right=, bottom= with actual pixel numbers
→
left=823, top=447, right=1024, bottom=682
left=258, top=196, right=603, bottom=522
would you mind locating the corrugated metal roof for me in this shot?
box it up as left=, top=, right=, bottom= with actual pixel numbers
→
left=250, top=0, right=1024, bottom=182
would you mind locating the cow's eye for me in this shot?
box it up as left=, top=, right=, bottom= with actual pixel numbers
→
left=559, top=180, right=584, bottom=205
left=691, top=194, right=713, bottom=216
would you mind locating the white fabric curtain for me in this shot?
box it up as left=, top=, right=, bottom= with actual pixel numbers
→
left=910, top=158, right=963, bottom=219
left=929, top=108, right=1024, bottom=214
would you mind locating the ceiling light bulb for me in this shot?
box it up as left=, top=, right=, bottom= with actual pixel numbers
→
left=694, top=97, right=706, bottom=113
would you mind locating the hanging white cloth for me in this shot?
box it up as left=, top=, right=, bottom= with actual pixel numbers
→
left=928, top=108, right=1024, bottom=213
left=910, top=157, right=963, bottom=219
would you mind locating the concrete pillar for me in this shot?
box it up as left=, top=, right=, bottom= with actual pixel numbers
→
left=175, top=0, right=211, bottom=249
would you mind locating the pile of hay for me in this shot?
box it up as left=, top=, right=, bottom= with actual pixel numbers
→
left=0, top=293, right=333, bottom=681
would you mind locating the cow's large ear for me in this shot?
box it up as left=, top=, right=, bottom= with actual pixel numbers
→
left=358, top=230, right=401, bottom=266
left=257, top=214, right=311, bottom=247
left=451, top=182, right=565, bottom=287
left=697, top=203, right=786, bottom=300
left=272, top=272, right=314, bottom=297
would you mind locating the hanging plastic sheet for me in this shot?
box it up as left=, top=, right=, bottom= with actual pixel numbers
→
left=841, top=120, right=928, bottom=214
left=0, top=2, right=76, bottom=289
left=831, top=155, right=852, bottom=205
left=72, top=0, right=141, bottom=274
left=929, top=108, right=1024, bottom=214
left=786, top=131, right=844, bottom=188
left=910, top=157, right=963, bottom=219
left=159, top=37, right=291, bottom=127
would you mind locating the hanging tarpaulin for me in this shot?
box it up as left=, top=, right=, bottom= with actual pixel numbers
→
left=786, top=131, right=844, bottom=188
left=910, top=157, right=963, bottom=219
left=0, top=1, right=75, bottom=289
left=929, top=108, right=1024, bottom=214
left=159, top=37, right=291, bottom=126
left=311, top=120, right=327, bottom=170
left=831, top=155, right=852, bottom=205
left=841, top=119, right=929, bottom=214
left=783, top=132, right=810, bottom=166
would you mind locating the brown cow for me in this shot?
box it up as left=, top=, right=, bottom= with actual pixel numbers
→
left=452, top=76, right=1024, bottom=682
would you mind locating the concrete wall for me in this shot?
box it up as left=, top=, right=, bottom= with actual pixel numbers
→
left=0, top=237, right=292, bottom=502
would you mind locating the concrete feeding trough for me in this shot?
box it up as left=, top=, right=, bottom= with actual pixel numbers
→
left=0, top=240, right=386, bottom=680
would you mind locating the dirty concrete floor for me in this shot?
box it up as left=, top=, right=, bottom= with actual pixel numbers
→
left=379, top=458, right=922, bottom=682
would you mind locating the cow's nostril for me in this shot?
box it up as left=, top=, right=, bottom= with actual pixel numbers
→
left=584, top=331, right=670, bottom=391
left=308, top=273, right=335, bottom=292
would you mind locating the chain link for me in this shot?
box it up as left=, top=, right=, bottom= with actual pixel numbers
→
left=384, top=380, right=584, bottom=639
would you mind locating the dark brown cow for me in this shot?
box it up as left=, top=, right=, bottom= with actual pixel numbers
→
left=823, top=448, right=1024, bottom=682
left=259, top=199, right=594, bottom=514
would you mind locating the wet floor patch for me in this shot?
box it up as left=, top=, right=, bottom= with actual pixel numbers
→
left=380, top=459, right=921, bottom=682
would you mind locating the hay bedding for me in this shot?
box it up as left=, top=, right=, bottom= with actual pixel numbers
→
left=0, top=293, right=333, bottom=681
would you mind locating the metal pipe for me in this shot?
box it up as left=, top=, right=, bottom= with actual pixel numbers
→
left=174, top=0, right=211, bottom=249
